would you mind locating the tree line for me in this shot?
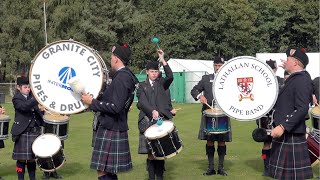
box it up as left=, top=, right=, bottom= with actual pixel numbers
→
left=0, top=0, right=318, bottom=82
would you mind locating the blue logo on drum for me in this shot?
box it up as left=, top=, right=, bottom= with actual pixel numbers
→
left=59, top=67, right=76, bottom=84
left=46, top=67, right=75, bottom=92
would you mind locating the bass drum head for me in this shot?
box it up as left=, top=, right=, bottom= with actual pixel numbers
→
left=32, top=134, right=61, bottom=158
left=29, top=40, right=105, bottom=114
left=213, top=56, right=278, bottom=121
left=145, top=120, right=174, bottom=140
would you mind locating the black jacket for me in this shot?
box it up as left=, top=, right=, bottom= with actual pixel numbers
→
left=190, top=74, right=215, bottom=111
left=90, top=67, right=138, bottom=131
left=11, top=92, right=44, bottom=136
left=313, top=76, right=320, bottom=102
left=137, top=64, right=173, bottom=121
left=273, top=71, right=313, bottom=133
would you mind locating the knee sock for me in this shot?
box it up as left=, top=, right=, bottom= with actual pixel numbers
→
left=206, top=144, right=215, bottom=169
left=217, top=145, right=226, bottom=170
left=16, top=161, right=26, bottom=180
left=155, top=160, right=165, bottom=180
left=98, top=173, right=117, bottom=180
left=147, top=159, right=156, bottom=180
left=262, top=149, right=270, bottom=168
left=27, top=161, right=37, bottom=180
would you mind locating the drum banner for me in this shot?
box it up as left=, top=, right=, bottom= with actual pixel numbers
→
left=29, top=40, right=104, bottom=114
left=213, top=56, right=278, bottom=121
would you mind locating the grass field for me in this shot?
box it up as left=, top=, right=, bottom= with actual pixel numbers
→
left=0, top=103, right=319, bottom=180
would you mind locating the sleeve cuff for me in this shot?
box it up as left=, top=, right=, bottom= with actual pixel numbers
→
left=196, top=94, right=202, bottom=100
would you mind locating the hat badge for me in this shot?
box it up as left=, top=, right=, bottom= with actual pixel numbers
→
left=289, top=49, right=296, bottom=56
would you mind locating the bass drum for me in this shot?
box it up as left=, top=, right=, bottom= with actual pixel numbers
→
left=213, top=56, right=278, bottom=121
left=29, top=40, right=108, bottom=114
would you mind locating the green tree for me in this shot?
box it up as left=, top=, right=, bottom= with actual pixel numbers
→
left=0, top=0, right=43, bottom=82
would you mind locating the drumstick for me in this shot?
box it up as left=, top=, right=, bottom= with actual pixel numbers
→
left=204, top=102, right=214, bottom=111
left=175, top=108, right=182, bottom=111
left=44, top=109, right=54, bottom=116
left=315, top=102, right=320, bottom=108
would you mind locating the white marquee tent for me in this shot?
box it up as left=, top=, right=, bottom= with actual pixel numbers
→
left=256, top=53, right=320, bottom=79
left=165, top=53, right=319, bottom=103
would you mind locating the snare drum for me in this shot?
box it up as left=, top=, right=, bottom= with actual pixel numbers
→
left=32, top=134, right=65, bottom=172
left=144, top=121, right=183, bottom=160
left=203, top=109, right=230, bottom=134
left=311, top=106, right=320, bottom=132
left=43, top=114, right=69, bottom=140
left=0, top=114, right=10, bottom=140
left=306, top=127, right=320, bottom=167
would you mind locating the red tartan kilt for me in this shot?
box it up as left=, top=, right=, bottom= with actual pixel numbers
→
left=269, top=133, right=313, bottom=180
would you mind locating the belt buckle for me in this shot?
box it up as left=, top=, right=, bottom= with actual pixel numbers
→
left=32, top=127, right=39, bottom=133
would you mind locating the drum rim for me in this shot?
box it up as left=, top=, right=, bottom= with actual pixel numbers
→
left=311, top=106, right=320, bottom=117
left=43, top=116, right=70, bottom=124
left=144, top=120, right=175, bottom=140
left=29, top=39, right=106, bottom=115
left=213, top=56, right=279, bottom=121
left=39, top=157, right=65, bottom=172
left=32, top=133, right=62, bottom=157
left=203, top=109, right=225, bottom=116
left=0, top=114, right=10, bottom=121
left=154, top=146, right=183, bottom=160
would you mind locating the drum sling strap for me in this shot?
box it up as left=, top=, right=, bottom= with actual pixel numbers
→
left=117, top=69, right=139, bottom=112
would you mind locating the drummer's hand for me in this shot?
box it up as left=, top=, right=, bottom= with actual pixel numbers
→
left=157, top=49, right=167, bottom=65
left=170, top=108, right=177, bottom=115
left=0, top=107, right=5, bottom=114
left=271, top=125, right=285, bottom=138
left=312, top=95, right=318, bottom=106
left=81, top=93, right=93, bottom=105
left=152, top=110, right=159, bottom=120
left=199, top=95, right=207, bottom=104
left=279, top=59, right=286, bottom=69
left=38, top=104, right=46, bottom=111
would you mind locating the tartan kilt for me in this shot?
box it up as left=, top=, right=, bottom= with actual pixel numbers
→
left=268, top=133, right=313, bottom=180
left=138, top=133, right=148, bottom=154
left=12, top=131, right=40, bottom=160
left=90, top=126, right=132, bottom=174
left=198, top=115, right=232, bottom=142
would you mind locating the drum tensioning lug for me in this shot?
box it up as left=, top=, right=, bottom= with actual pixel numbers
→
left=61, top=145, right=66, bottom=161
left=50, top=155, right=57, bottom=170
left=36, top=158, right=42, bottom=168
left=157, top=139, right=166, bottom=159
left=147, top=140, right=156, bottom=158
left=168, top=133, right=178, bottom=152
left=308, top=149, right=320, bottom=160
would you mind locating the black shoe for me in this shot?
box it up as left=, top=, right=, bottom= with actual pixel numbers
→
left=0, top=176, right=4, bottom=180
left=217, top=169, right=228, bottom=176
left=42, top=172, right=50, bottom=179
left=50, top=172, right=62, bottom=179
left=203, top=169, right=216, bottom=176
